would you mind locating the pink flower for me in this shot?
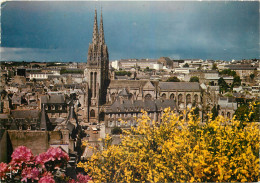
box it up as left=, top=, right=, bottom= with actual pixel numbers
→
left=0, top=162, right=8, bottom=179
left=39, top=175, right=55, bottom=183
left=21, top=167, right=39, bottom=182
left=10, top=146, right=34, bottom=167
left=77, top=173, right=92, bottom=183
left=35, top=147, right=69, bottom=166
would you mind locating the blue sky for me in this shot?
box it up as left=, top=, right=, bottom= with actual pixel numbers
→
left=1, top=1, right=259, bottom=62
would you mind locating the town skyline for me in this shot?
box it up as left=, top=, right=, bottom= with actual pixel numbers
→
left=1, top=1, right=259, bottom=62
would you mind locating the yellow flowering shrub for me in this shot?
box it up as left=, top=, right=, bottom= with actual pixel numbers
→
left=81, top=108, right=259, bottom=182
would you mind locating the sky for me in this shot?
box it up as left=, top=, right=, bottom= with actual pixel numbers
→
left=1, top=1, right=259, bottom=62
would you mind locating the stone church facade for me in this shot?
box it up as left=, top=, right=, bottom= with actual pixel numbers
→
left=84, top=10, right=203, bottom=127
left=84, top=9, right=109, bottom=123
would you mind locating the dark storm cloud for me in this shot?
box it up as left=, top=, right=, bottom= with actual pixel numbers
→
left=1, top=1, right=259, bottom=62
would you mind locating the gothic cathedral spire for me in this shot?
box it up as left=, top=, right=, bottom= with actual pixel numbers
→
left=99, top=9, right=105, bottom=45
left=92, top=8, right=99, bottom=45
left=85, top=9, right=109, bottom=123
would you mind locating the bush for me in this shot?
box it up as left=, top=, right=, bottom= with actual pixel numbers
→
left=115, top=71, right=131, bottom=77
left=111, top=127, right=122, bottom=135
left=0, top=146, right=91, bottom=183
left=189, top=76, right=199, bottom=83
left=83, top=108, right=259, bottom=182
left=166, top=76, right=180, bottom=82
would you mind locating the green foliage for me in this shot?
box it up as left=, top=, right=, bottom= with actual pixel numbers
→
left=212, top=63, right=218, bottom=70
left=219, top=69, right=236, bottom=77
left=115, top=71, right=131, bottom=77
left=234, top=101, right=260, bottom=122
left=60, top=69, right=83, bottom=74
left=32, top=64, right=41, bottom=68
left=250, top=74, right=255, bottom=80
left=83, top=108, right=260, bottom=182
left=183, top=63, right=189, bottom=67
left=144, top=67, right=153, bottom=72
left=211, top=105, right=219, bottom=120
left=232, top=75, right=241, bottom=87
left=189, top=76, right=200, bottom=83
left=47, top=62, right=66, bottom=67
left=218, top=77, right=230, bottom=93
left=209, top=81, right=215, bottom=86
left=166, top=76, right=180, bottom=82
left=111, top=127, right=122, bottom=135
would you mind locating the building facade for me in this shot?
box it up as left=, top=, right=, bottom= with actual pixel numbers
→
left=84, top=9, right=109, bottom=123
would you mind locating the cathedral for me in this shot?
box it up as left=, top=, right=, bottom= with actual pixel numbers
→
left=85, top=10, right=203, bottom=129
left=85, top=9, right=109, bottom=123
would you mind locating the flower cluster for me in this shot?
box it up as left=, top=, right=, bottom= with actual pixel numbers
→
left=35, top=147, right=69, bottom=166
left=0, top=162, right=8, bottom=179
left=83, top=108, right=259, bottom=182
left=39, top=175, right=55, bottom=183
left=0, top=146, right=91, bottom=182
left=10, top=146, right=34, bottom=168
left=76, top=173, right=92, bottom=183
left=21, top=167, right=39, bottom=182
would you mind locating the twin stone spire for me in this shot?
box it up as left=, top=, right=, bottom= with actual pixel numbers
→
left=92, top=9, right=104, bottom=45
left=87, top=9, right=108, bottom=67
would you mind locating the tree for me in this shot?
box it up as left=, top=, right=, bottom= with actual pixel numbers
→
left=234, top=101, right=260, bottom=122
left=250, top=73, right=255, bottom=81
left=183, top=63, right=189, bottom=68
left=218, top=77, right=229, bottom=93
left=189, top=76, right=199, bottom=83
left=232, top=75, right=241, bottom=87
left=211, top=105, right=219, bottom=120
left=82, top=108, right=259, bottom=182
left=219, top=69, right=236, bottom=77
left=111, top=127, right=122, bottom=135
left=115, top=71, right=131, bottom=77
left=166, top=76, right=180, bottom=82
left=212, top=63, right=218, bottom=70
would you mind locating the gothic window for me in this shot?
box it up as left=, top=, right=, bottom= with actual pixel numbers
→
left=145, top=94, right=152, bottom=100
left=129, top=93, right=133, bottom=100
left=186, top=94, right=191, bottom=104
left=194, top=94, right=199, bottom=104
left=94, top=72, right=97, bottom=97
left=90, top=109, right=95, bottom=118
left=170, top=93, right=175, bottom=100
left=111, top=93, right=116, bottom=103
left=227, top=112, right=231, bottom=119
left=178, top=94, right=183, bottom=103
left=90, top=72, right=93, bottom=91
left=161, top=93, right=166, bottom=100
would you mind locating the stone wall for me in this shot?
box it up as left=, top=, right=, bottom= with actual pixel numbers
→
left=7, top=130, right=70, bottom=156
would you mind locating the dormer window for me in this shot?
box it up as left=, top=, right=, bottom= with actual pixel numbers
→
left=27, top=126, right=31, bottom=130
left=19, top=126, right=22, bottom=130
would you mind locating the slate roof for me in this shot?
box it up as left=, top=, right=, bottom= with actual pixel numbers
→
left=106, top=99, right=176, bottom=113
left=118, top=88, right=129, bottom=96
left=41, top=94, right=65, bottom=104
left=108, top=80, right=148, bottom=89
left=40, top=105, right=51, bottom=130
left=11, top=109, right=40, bottom=119
left=225, top=64, right=257, bottom=70
left=159, top=82, right=201, bottom=91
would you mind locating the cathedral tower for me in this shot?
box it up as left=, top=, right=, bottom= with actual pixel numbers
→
left=85, top=9, right=109, bottom=122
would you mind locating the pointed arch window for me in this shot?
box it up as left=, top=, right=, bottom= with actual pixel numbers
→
left=90, top=109, right=95, bottom=118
